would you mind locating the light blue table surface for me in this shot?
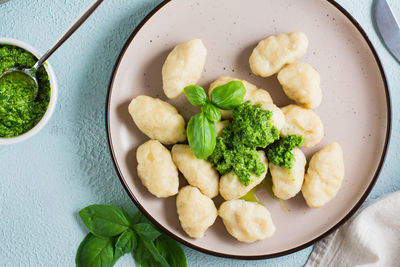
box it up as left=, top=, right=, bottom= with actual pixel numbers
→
left=1, top=0, right=399, bottom=266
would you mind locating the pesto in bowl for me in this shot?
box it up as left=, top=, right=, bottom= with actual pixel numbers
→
left=0, top=44, right=51, bottom=138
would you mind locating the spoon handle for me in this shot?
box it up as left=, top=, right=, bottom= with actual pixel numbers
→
left=34, top=0, right=104, bottom=69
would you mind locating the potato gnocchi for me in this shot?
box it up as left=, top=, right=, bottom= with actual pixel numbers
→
left=249, top=32, right=308, bottom=77
left=219, top=151, right=268, bottom=200
left=280, top=105, right=324, bottom=148
left=218, top=199, right=276, bottom=243
left=208, top=76, right=273, bottom=119
left=259, top=102, right=285, bottom=131
left=136, top=140, right=179, bottom=198
left=128, top=95, right=186, bottom=145
left=302, top=143, right=345, bottom=208
left=172, top=144, right=219, bottom=198
left=215, top=120, right=230, bottom=137
left=176, top=186, right=217, bottom=239
left=270, top=148, right=306, bottom=200
left=162, top=39, right=207, bottom=99
left=278, top=62, right=322, bottom=109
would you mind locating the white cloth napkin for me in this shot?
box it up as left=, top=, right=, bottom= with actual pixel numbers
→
left=305, top=191, right=400, bottom=267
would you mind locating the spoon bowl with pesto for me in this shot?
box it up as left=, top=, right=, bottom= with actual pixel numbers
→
left=0, top=0, right=103, bottom=144
left=0, top=38, right=57, bottom=145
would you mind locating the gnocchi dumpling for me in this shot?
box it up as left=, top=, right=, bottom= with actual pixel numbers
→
left=176, top=186, right=217, bottom=239
left=208, top=76, right=273, bottom=119
left=278, top=62, right=322, bottom=109
left=219, top=151, right=268, bottom=200
left=215, top=120, right=230, bottom=137
left=270, top=148, right=306, bottom=200
left=128, top=95, right=186, bottom=145
left=302, top=143, right=345, bottom=208
left=280, top=105, right=323, bottom=148
left=218, top=199, right=276, bottom=243
left=136, top=140, right=179, bottom=198
left=162, top=39, right=207, bottom=99
left=259, top=102, right=285, bottom=131
left=249, top=32, right=309, bottom=77
left=171, top=145, right=219, bottom=198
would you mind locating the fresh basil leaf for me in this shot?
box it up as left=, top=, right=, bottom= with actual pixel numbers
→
left=187, top=112, right=217, bottom=159
left=184, top=85, right=208, bottom=106
left=131, top=211, right=143, bottom=224
left=114, top=229, right=137, bottom=260
left=133, top=239, right=163, bottom=267
left=79, top=205, right=131, bottom=237
left=133, top=223, right=161, bottom=242
left=143, top=240, right=170, bottom=267
left=201, top=103, right=221, bottom=122
left=154, top=234, right=187, bottom=267
left=210, top=80, right=246, bottom=110
left=76, top=233, right=114, bottom=267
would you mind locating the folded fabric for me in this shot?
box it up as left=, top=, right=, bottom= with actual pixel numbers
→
left=306, top=191, right=400, bottom=267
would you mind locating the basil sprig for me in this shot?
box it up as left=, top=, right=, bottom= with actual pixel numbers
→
left=76, top=204, right=187, bottom=267
left=184, top=81, right=245, bottom=159
left=201, top=103, right=221, bottom=122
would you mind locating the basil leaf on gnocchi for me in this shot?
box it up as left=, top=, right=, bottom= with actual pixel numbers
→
left=184, top=85, right=208, bottom=106
left=187, top=112, right=217, bottom=160
left=202, top=103, right=221, bottom=122
left=210, top=80, right=246, bottom=110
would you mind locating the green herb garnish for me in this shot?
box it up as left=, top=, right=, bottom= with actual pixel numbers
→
left=208, top=101, right=279, bottom=186
left=267, top=135, right=304, bottom=169
left=201, top=103, right=221, bottom=122
left=210, top=80, right=246, bottom=110
left=184, top=81, right=245, bottom=159
left=76, top=204, right=187, bottom=267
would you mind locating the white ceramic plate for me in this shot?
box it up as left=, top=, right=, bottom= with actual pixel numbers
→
left=106, top=0, right=390, bottom=259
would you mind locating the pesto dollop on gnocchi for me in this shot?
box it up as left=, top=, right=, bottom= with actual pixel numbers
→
left=280, top=105, right=324, bottom=148
left=270, top=148, right=306, bottom=200
left=219, top=151, right=268, bottom=201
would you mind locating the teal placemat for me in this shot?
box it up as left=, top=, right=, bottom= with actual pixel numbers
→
left=0, top=0, right=399, bottom=266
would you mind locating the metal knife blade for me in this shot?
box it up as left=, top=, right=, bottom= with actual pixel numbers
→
left=375, top=0, right=400, bottom=62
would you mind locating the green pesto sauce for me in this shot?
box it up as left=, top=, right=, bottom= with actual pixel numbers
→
left=0, top=45, right=51, bottom=138
left=267, top=135, right=304, bottom=169
left=208, top=101, right=279, bottom=186
left=240, top=185, right=262, bottom=204
left=230, top=101, right=279, bottom=148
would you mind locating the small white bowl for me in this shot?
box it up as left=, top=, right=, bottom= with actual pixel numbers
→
left=0, top=38, right=58, bottom=145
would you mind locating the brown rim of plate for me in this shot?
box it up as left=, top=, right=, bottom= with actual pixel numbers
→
left=105, top=0, right=392, bottom=260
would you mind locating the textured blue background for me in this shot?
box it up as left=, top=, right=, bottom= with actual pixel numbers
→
left=0, top=0, right=399, bottom=266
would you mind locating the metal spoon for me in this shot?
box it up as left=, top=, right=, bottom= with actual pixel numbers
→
left=0, top=0, right=104, bottom=98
